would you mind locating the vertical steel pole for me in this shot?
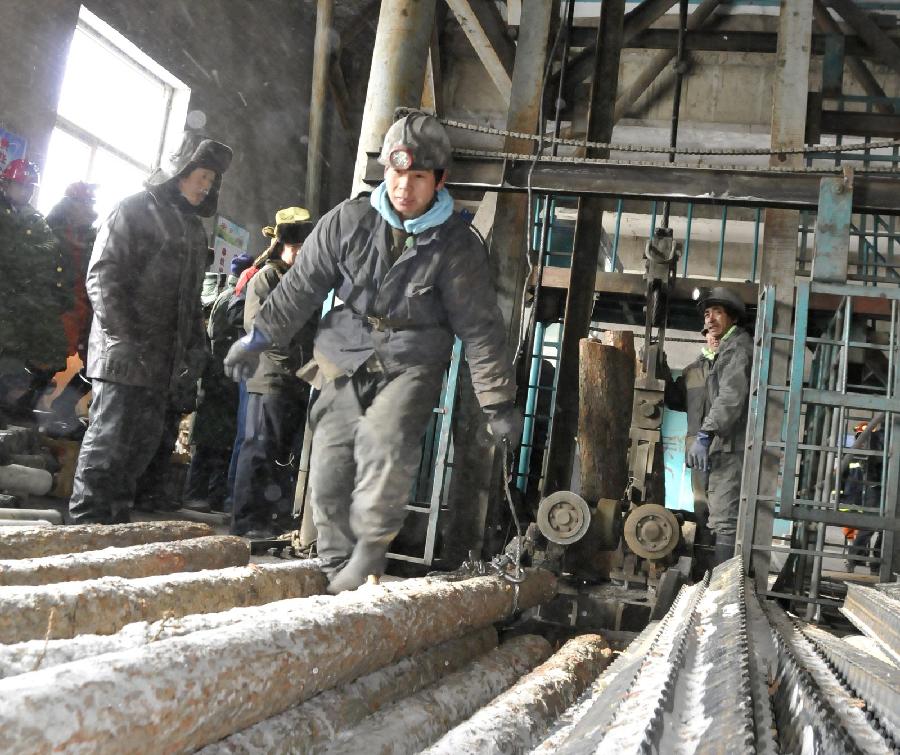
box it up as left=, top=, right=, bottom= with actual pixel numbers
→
left=306, top=0, right=334, bottom=218
left=350, top=0, right=437, bottom=196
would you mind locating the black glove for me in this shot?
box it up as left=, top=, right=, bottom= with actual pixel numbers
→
left=223, top=326, right=271, bottom=382
left=486, top=403, right=524, bottom=448
left=687, top=431, right=712, bottom=472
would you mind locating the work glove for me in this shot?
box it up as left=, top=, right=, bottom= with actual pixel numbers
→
left=486, top=403, right=525, bottom=449
left=223, top=325, right=271, bottom=383
left=687, top=431, right=712, bottom=472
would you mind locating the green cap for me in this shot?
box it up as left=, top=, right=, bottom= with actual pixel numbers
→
left=378, top=111, right=452, bottom=171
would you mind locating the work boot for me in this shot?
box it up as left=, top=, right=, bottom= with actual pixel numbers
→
left=712, top=536, right=736, bottom=567
left=326, top=541, right=389, bottom=595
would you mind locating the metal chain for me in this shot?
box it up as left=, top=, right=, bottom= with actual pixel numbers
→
left=428, top=111, right=900, bottom=159
left=450, top=146, right=900, bottom=175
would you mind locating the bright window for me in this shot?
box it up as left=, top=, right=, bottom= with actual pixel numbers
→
left=37, top=6, right=190, bottom=222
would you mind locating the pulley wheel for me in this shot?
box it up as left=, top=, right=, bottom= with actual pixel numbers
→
left=537, top=491, right=591, bottom=545
left=623, top=503, right=680, bottom=560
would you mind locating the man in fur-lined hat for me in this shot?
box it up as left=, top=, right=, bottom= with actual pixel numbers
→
left=68, top=132, right=232, bottom=524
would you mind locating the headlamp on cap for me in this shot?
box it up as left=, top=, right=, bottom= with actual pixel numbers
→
left=388, top=146, right=414, bottom=171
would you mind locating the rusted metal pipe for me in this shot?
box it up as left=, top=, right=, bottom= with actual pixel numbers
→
left=0, top=571, right=556, bottom=753
left=204, top=627, right=499, bottom=754
left=424, top=634, right=612, bottom=755
left=0, top=520, right=215, bottom=560
left=0, top=535, right=249, bottom=586
left=0, top=559, right=328, bottom=643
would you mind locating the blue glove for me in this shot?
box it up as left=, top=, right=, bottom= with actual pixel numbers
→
left=687, top=431, right=712, bottom=472
left=223, top=326, right=271, bottom=382
left=486, top=403, right=524, bottom=448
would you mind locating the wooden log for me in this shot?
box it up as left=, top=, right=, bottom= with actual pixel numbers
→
left=0, top=535, right=250, bottom=586
left=204, top=627, right=500, bottom=754
left=0, top=520, right=215, bottom=560
left=1, top=593, right=344, bottom=679
left=0, top=507, right=63, bottom=524
left=0, top=559, right=328, bottom=643
left=0, top=571, right=556, bottom=753
left=325, top=635, right=553, bottom=755
left=423, top=634, right=612, bottom=755
left=577, top=333, right=635, bottom=503
left=0, top=463, right=53, bottom=495
left=0, top=520, right=52, bottom=528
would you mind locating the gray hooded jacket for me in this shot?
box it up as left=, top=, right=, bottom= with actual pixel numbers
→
left=252, top=197, right=515, bottom=409
left=85, top=134, right=232, bottom=399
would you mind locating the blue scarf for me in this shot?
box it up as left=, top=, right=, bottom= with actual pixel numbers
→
left=370, top=182, right=454, bottom=234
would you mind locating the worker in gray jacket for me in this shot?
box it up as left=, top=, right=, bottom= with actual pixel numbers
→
left=684, top=287, right=753, bottom=565
left=225, top=111, right=521, bottom=592
left=663, top=327, right=719, bottom=538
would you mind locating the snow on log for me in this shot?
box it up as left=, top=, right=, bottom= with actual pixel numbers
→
left=0, top=535, right=250, bottom=586
left=0, top=520, right=215, bottom=560
left=423, top=634, right=612, bottom=755
left=205, top=627, right=499, bottom=754
left=0, top=559, right=328, bottom=643
left=325, top=635, right=553, bottom=755
left=0, top=571, right=556, bottom=753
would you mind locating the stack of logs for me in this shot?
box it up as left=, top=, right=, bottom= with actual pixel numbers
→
left=0, top=520, right=622, bottom=754
left=0, top=424, right=60, bottom=527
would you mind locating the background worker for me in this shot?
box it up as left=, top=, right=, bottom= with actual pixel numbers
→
left=683, top=287, right=753, bottom=566
left=68, top=132, right=232, bottom=524
left=662, top=327, right=719, bottom=567
left=225, top=110, right=522, bottom=592
left=230, top=207, right=316, bottom=538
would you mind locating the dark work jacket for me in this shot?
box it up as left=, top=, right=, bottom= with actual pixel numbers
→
left=700, top=327, right=753, bottom=454
left=244, top=261, right=315, bottom=395
left=84, top=186, right=208, bottom=397
left=253, top=197, right=515, bottom=409
left=664, top=351, right=713, bottom=464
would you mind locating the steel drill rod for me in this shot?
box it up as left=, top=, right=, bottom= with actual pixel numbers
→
left=0, top=520, right=215, bottom=559
left=423, top=634, right=612, bottom=755
left=0, top=559, right=328, bottom=643
left=0, top=571, right=556, bottom=753
left=203, top=627, right=500, bottom=754
left=0, top=535, right=249, bottom=586
left=324, top=635, right=553, bottom=755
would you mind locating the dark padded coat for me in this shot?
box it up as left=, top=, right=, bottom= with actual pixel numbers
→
left=84, top=135, right=231, bottom=399
left=699, top=327, right=753, bottom=454
left=664, top=351, right=713, bottom=464
left=252, top=197, right=515, bottom=409
left=243, top=260, right=315, bottom=395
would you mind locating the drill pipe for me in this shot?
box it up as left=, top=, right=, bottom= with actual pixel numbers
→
left=0, top=559, right=328, bottom=643
left=0, top=570, right=556, bottom=753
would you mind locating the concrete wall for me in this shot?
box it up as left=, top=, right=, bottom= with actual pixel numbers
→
left=0, top=0, right=357, bottom=245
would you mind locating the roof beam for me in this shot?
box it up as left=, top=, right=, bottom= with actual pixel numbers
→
left=824, top=0, right=900, bottom=75
left=444, top=0, right=515, bottom=103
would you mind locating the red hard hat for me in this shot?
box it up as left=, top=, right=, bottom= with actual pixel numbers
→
left=1, top=159, right=40, bottom=186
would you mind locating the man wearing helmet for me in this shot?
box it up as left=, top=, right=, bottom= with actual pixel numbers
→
left=0, top=159, right=70, bottom=419
left=684, top=286, right=753, bottom=565
left=225, top=111, right=521, bottom=593
left=68, top=132, right=232, bottom=525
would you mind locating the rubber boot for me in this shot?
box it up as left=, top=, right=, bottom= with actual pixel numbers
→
left=712, top=535, right=736, bottom=567
left=326, top=540, right=389, bottom=594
